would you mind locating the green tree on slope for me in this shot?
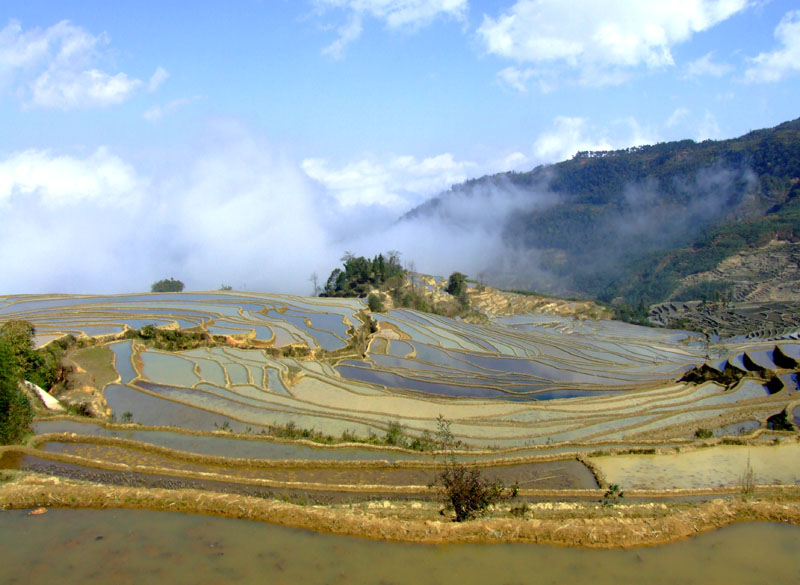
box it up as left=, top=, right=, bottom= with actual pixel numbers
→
left=0, top=322, right=34, bottom=444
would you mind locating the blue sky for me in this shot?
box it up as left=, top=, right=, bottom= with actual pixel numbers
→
left=2, top=1, right=799, bottom=294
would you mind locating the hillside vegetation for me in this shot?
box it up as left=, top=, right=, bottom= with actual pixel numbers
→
left=407, top=118, right=800, bottom=307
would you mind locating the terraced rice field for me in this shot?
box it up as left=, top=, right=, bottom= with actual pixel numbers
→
left=650, top=300, right=800, bottom=341
left=2, top=291, right=799, bottom=498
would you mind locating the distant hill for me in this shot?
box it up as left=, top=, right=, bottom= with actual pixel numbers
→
left=404, top=118, right=800, bottom=306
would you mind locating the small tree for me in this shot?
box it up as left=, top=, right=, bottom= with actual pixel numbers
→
left=432, top=415, right=517, bottom=521
left=445, top=272, right=467, bottom=297
left=151, top=278, right=185, bottom=292
left=739, top=454, right=755, bottom=498
left=367, top=293, right=385, bottom=313
left=601, top=483, right=625, bottom=507
left=384, top=420, right=405, bottom=446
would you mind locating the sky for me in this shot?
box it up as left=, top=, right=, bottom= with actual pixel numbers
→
left=1, top=0, right=799, bottom=295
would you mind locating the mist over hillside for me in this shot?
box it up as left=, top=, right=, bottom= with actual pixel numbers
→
left=2, top=119, right=798, bottom=302
left=399, top=118, right=800, bottom=304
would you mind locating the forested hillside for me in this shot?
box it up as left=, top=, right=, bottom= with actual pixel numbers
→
left=405, top=118, right=800, bottom=306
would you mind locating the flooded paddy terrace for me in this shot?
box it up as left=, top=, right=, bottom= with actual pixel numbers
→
left=1, top=291, right=799, bottom=544
left=3, top=291, right=798, bottom=448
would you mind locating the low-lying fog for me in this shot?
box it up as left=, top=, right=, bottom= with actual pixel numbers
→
left=0, top=124, right=751, bottom=297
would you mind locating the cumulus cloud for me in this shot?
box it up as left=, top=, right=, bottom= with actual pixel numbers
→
left=744, top=9, right=800, bottom=83
left=316, top=0, right=467, bottom=58
left=530, top=115, right=659, bottom=164
left=0, top=19, right=164, bottom=109
left=302, top=152, right=477, bottom=208
left=29, top=69, right=143, bottom=109
left=532, top=117, right=614, bottom=163
left=0, top=148, right=148, bottom=293
left=0, top=147, right=142, bottom=208
left=479, top=0, right=749, bottom=87
left=0, top=133, right=341, bottom=294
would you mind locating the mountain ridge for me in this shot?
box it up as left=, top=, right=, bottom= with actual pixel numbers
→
left=402, top=117, right=800, bottom=306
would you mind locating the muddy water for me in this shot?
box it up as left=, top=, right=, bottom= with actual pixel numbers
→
left=591, top=443, right=800, bottom=489
left=0, top=510, right=797, bottom=584
left=34, top=441, right=599, bottom=489
left=33, top=420, right=427, bottom=461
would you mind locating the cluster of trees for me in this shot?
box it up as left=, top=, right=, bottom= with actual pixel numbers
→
left=319, top=251, right=481, bottom=319
left=137, top=324, right=209, bottom=351
left=320, top=252, right=404, bottom=297
left=151, top=278, right=185, bottom=292
left=612, top=300, right=652, bottom=327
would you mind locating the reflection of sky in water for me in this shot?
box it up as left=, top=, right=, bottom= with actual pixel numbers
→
left=140, top=352, right=199, bottom=387
left=191, top=357, right=227, bottom=387
left=109, top=341, right=136, bottom=383
left=387, top=340, right=413, bottom=357
left=103, top=384, right=263, bottom=432
left=779, top=344, right=800, bottom=361
left=745, top=349, right=777, bottom=370
left=336, top=364, right=507, bottom=398
left=265, top=310, right=346, bottom=350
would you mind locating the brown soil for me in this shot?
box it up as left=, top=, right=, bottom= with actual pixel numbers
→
left=33, top=440, right=597, bottom=489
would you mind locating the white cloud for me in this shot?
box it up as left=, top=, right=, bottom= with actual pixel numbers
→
left=0, top=134, right=337, bottom=294
left=684, top=51, right=733, bottom=78
left=0, top=147, right=142, bottom=208
left=29, top=69, right=143, bottom=109
left=321, top=14, right=363, bottom=60
left=0, top=19, right=57, bottom=70
left=317, top=0, right=467, bottom=58
left=0, top=19, right=162, bottom=108
left=148, top=66, right=170, bottom=92
left=498, top=151, right=529, bottom=171
left=666, top=107, right=690, bottom=127
left=744, top=10, right=800, bottom=83
left=530, top=115, right=658, bottom=164
left=532, top=117, right=614, bottom=162
left=143, top=95, right=201, bottom=121
left=497, top=66, right=536, bottom=92
left=302, top=152, right=477, bottom=207
left=479, top=0, right=749, bottom=86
